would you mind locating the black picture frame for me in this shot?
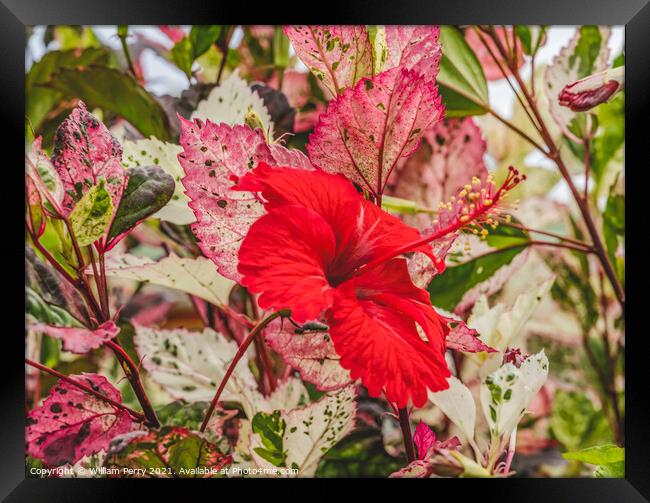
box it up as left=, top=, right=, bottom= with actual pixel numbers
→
left=2, top=1, right=647, bottom=499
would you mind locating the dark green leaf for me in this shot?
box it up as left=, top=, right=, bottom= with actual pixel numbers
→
left=27, top=48, right=110, bottom=131
left=156, top=401, right=210, bottom=431
left=515, top=26, right=533, bottom=55
left=437, top=26, right=489, bottom=117
left=190, top=26, right=222, bottom=59
left=171, top=37, right=195, bottom=78
left=107, top=165, right=175, bottom=242
left=44, top=65, right=172, bottom=141
left=592, top=93, right=624, bottom=184
left=428, top=246, right=525, bottom=311
left=26, top=287, right=83, bottom=327
left=316, top=428, right=402, bottom=478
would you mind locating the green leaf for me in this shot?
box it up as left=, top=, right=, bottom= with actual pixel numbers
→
left=105, top=426, right=231, bottom=477
left=156, top=401, right=210, bottom=431
left=594, top=461, right=625, bottom=478
left=603, top=185, right=624, bottom=285
left=437, top=26, right=489, bottom=117
left=190, top=26, right=222, bottom=58
left=572, top=26, right=606, bottom=77
left=26, top=287, right=83, bottom=327
left=171, top=37, right=195, bottom=78
left=592, top=93, right=624, bottom=185
left=551, top=390, right=613, bottom=450
left=69, top=181, right=114, bottom=247
left=272, top=26, right=290, bottom=69
left=107, top=165, right=175, bottom=242
left=26, top=48, right=110, bottom=131
left=563, top=444, right=624, bottom=465
left=515, top=26, right=533, bottom=55
left=428, top=247, right=525, bottom=311
left=484, top=221, right=529, bottom=248
left=251, top=411, right=287, bottom=467
left=316, top=428, right=402, bottom=478
left=53, top=26, right=101, bottom=51
left=44, top=65, right=171, bottom=141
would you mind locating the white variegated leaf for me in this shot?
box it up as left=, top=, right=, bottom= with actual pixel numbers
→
left=428, top=376, right=476, bottom=444
left=122, top=137, right=194, bottom=225
left=480, top=350, right=549, bottom=439
left=96, top=253, right=235, bottom=307
left=249, top=386, right=357, bottom=477
left=191, top=70, right=274, bottom=137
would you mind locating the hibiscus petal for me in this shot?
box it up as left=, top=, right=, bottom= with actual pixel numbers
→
left=328, top=259, right=450, bottom=408
left=238, top=204, right=337, bottom=323
left=235, top=165, right=435, bottom=277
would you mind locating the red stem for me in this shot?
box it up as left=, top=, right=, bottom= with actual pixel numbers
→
left=398, top=407, right=416, bottom=463
left=25, top=358, right=146, bottom=422
left=200, top=311, right=284, bottom=432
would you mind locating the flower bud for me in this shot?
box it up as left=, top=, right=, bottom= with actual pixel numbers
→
left=558, top=66, right=624, bottom=112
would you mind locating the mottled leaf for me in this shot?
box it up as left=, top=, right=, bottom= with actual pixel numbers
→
left=51, top=103, right=125, bottom=218
left=97, top=253, right=235, bottom=307
left=250, top=386, right=356, bottom=476
left=191, top=70, right=274, bottom=138
left=107, top=165, right=175, bottom=243
left=29, top=320, right=119, bottom=354
left=106, top=426, right=231, bottom=477
left=68, top=181, right=114, bottom=247
left=122, top=137, right=194, bottom=225
left=444, top=316, right=496, bottom=354
left=382, top=25, right=441, bottom=82
left=284, top=25, right=373, bottom=97
left=179, top=118, right=311, bottom=281
left=480, top=350, right=549, bottom=439
left=264, top=319, right=351, bottom=392
left=563, top=444, right=624, bottom=465
left=307, top=67, right=443, bottom=196
left=26, top=373, right=133, bottom=467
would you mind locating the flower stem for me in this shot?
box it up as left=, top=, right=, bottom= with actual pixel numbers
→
left=397, top=407, right=416, bottom=463
left=487, top=27, right=625, bottom=310
left=200, top=310, right=286, bottom=432
left=25, top=358, right=146, bottom=423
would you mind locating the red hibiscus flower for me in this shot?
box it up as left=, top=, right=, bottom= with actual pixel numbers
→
left=234, top=164, right=451, bottom=408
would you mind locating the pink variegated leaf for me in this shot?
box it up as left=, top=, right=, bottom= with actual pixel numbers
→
left=179, top=118, right=274, bottom=281
left=443, top=316, right=496, bottom=353
left=51, top=102, right=126, bottom=217
left=307, top=67, right=443, bottom=197
left=264, top=319, right=351, bottom=392
left=268, top=144, right=315, bottom=170
left=388, top=118, right=488, bottom=222
left=179, top=118, right=313, bottom=281
left=284, top=25, right=373, bottom=97
left=413, top=420, right=437, bottom=460
left=383, top=26, right=442, bottom=82
left=26, top=373, right=133, bottom=467
left=29, top=320, right=120, bottom=354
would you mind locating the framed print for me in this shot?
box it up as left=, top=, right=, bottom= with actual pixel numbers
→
left=1, top=0, right=648, bottom=499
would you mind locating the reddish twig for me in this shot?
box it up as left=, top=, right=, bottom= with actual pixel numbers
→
left=398, top=407, right=416, bottom=463
left=25, top=358, right=146, bottom=423
left=200, top=310, right=285, bottom=432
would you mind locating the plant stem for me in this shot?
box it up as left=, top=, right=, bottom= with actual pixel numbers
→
left=25, top=358, right=146, bottom=422
left=397, top=407, right=416, bottom=463
left=488, top=29, right=625, bottom=310
left=583, top=138, right=591, bottom=201
left=501, top=221, right=592, bottom=248
left=105, top=340, right=159, bottom=428
left=117, top=29, right=138, bottom=78
left=200, top=310, right=285, bottom=432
